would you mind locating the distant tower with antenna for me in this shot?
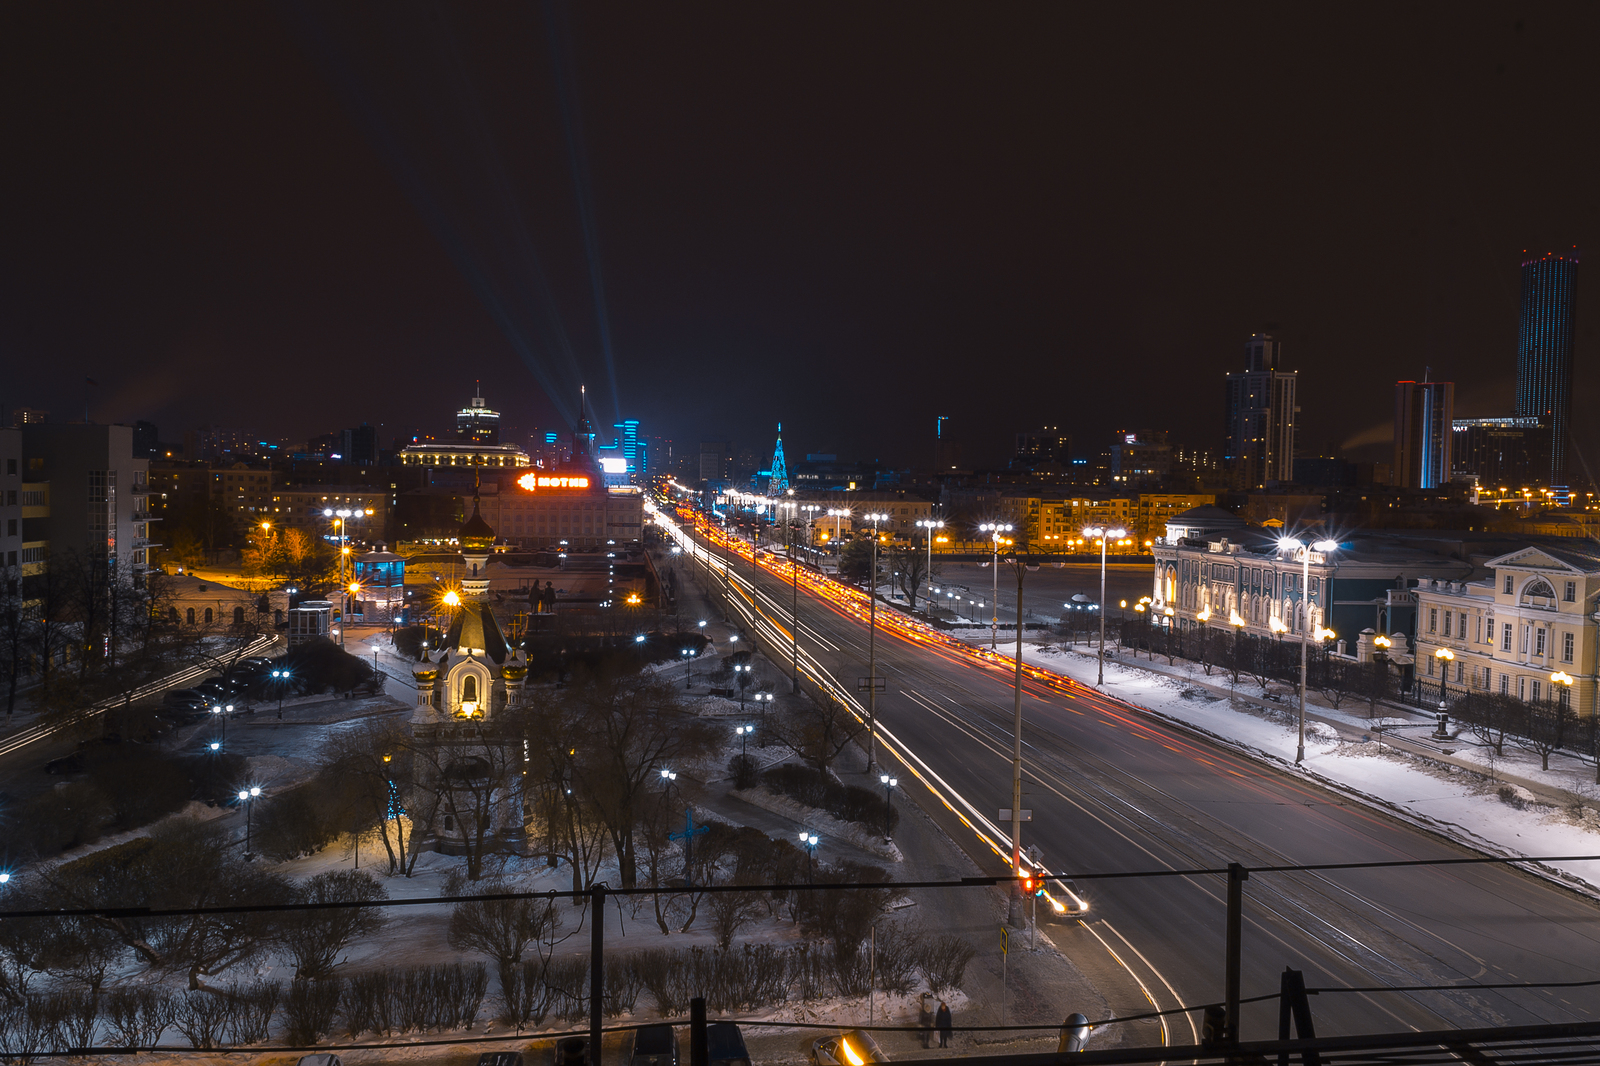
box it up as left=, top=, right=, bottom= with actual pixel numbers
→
left=768, top=424, right=789, bottom=496
left=576, top=384, right=597, bottom=460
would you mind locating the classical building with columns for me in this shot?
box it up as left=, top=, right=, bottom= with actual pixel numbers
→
left=1150, top=506, right=1461, bottom=649
left=1412, top=545, right=1600, bottom=719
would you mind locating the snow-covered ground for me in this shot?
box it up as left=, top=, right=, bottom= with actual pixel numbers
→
left=942, top=626, right=1600, bottom=895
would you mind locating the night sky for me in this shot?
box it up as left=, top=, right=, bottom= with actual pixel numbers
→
left=4, top=3, right=1600, bottom=472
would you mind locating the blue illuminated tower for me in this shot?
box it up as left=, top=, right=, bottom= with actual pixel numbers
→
left=768, top=424, right=789, bottom=496
left=1515, top=249, right=1579, bottom=487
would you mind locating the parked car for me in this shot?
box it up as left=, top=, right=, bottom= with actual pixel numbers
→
left=478, top=1053, right=523, bottom=1066
left=630, top=1025, right=679, bottom=1066
left=554, top=1037, right=589, bottom=1066
left=810, top=1030, right=887, bottom=1066
left=707, top=1024, right=751, bottom=1066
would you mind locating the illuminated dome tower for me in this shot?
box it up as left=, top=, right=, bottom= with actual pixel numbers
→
left=768, top=423, right=789, bottom=496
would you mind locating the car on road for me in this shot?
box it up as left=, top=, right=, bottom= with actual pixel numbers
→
left=629, top=1025, right=679, bottom=1066
left=553, top=1036, right=588, bottom=1066
left=810, top=1030, right=887, bottom=1066
left=478, top=1053, right=523, bottom=1066
left=707, top=1023, right=751, bottom=1066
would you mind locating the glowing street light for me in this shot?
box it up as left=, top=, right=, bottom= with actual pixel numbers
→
left=798, top=831, right=820, bottom=882
left=237, top=786, right=263, bottom=860
left=1280, top=537, right=1340, bottom=764
left=1082, top=526, right=1126, bottom=686
left=978, top=523, right=1014, bottom=650
left=879, top=774, right=898, bottom=843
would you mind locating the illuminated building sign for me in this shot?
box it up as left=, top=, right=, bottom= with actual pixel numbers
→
left=518, top=472, right=590, bottom=491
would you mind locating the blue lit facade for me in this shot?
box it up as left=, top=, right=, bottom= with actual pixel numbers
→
left=611, top=419, right=645, bottom=482
left=1515, top=250, right=1578, bottom=487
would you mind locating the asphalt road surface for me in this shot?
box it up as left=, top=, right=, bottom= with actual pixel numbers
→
left=670, top=513, right=1600, bottom=1047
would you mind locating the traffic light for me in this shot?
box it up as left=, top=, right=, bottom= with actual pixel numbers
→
left=1019, top=874, right=1043, bottom=896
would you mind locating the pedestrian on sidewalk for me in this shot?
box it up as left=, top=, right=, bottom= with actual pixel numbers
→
left=919, top=993, right=935, bottom=1048
left=936, top=1001, right=952, bottom=1048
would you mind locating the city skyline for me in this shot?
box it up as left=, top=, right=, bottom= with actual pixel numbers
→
left=4, top=7, right=1600, bottom=471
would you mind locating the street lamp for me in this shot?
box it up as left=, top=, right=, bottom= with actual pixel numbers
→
left=212, top=702, right=235, bottom=743
left=879, top=774, right=897, bottom=842
left=736, top=724, right=753, bottom=760
left=1082, top=526, right=1127, bottom=686
left=827, top=508, right=850, bottom=560
left=754, top=691, right=773, bottom=746
left=1434, top=647, right=1454, bottom=706
left=863, top=512, right=890, bottom=772
left=915, top=519, right=944, bottom=611
left=271, top=668, right=291, bottom=719
left=979, top=523, right=1014, bottom=650
left=798, top=831, right=819, bottom=883
left=1280, top=537, right=1340, bottom=764
left=681, top=647, right=694, bottom=689
left=237, top=786, right=263, bottom=860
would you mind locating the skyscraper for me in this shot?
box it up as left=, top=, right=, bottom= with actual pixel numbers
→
left=1223, top=333, right=1297, bottom=487
left=1393, top=378, right=1454, bottom=489
left=1515, top=249, right=1578, bottom=487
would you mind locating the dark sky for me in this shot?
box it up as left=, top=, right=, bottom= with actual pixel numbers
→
left=4, top=3, right=1600, bottom=471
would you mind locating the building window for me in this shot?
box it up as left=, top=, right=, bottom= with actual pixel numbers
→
left=1455, top=661, right=1464, bottom=683
left=1500, top=674, right=1509, bottom=695
left=1559, top=686, right=1572, bottom=708
left=1459, top=613, right=1467, bottom=638
left=1442, top=612, right=1451, bottom=638
left=1564, top=631, right=1575, bottom=663
left=204, top=607, right=213, bottom=624
left=1426, top=656, right=1434, bottom=677
left=1502, top=623, right=1512, bottom=652
left=1521, top=626, right=1529, bottom=655
left=1519, top=677, right=1526, bottom=700
left=186, top=607, right=196, bottom=625
left=1483, top=666, right=1492, bottom=688
left=1504, top=575, right=1514, bottom=595
left=1535, top=628, right=1545, bottom=657
left=1532, top=679, right=1542, bottom=701
left=1429, top=608, right=1438, bottom=634
left=233, top=606, right=245, bottom=625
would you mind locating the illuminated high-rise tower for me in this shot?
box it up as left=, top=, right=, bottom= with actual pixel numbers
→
left=1515, top=249, right=1578, bottom=487
left=1223, top=333, right=1296, bottom=487
left=768, top=424, right=789, bottom=496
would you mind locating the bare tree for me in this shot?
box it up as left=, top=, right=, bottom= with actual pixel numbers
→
left=770, top=694, right=864, bottom=783
left=445, top=871, right=559, bottom=993
left=892, top=545, right=928, bottom=610
left=280, top=871, right=387, bottom=979
left=1520, top=696, right=1572, bottom=771
left=567, top=673, right=719, bottom=889
left=322, top=719, right=428, bottom=876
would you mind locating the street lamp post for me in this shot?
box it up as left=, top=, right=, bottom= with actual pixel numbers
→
left=979, top=523, right=1013, bottom=649
left=736, top=724, right=752, bottom=760
left=1281, top=537, right=1340, bottom=764
left=271, top=669, right=291, bottom=719
left=1083, top=526, right=1127, bottom=686
left=879, top=774, right=897, bottom=842
left=1435, top=646, right=1455, bottom=726
left=915, top=519, right=944, bottom=612
left=864, top=512, right=889, bottom=772
left=681, top=647, right=694, bottom=689
left=754, top=690, right=773, bottom=747
left=798, top=831, right=819, bottom=883
left=237, top=786, right=262, bottom=859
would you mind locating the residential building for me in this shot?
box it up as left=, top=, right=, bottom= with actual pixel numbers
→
left=19, top=423, right=153, bottom=587
left=266, top=486, right=391, bottom=542
left=1224, top=332, right=1297, bottom=487
left=1013, top=428, right=1072, bottom=471
left=699, top=441, right=732, bottom=482
left=1515, top=249, right=1579, bottom=487
left=1, top=429, right=24, bottom=599
left=1394, top=379, right=1455, bottom=489
left=467, top=470, right=644, bottom=549
left=1109, top=430, right=1172, bottom=485
left=1413, top=544, right=1600, bottom=718
left=148, top=460, right=278, bottom=525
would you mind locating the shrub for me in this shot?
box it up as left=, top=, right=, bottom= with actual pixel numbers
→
left=914, top=934, right=976, bottom=994
left=282, top=978, right=342, bottom=1045
left=873, top=922, right=919, bottom=994
left=281, top=870, right=388, bottom=978
left=498, top=957, right=558, bottom=1029
left=547, top=956, right=589, bottom=1024
left=104, top=987, right=175, bottom=1047
left=224, top=979, right=281, bottom=1045
left=761, top=765, right=898, bottom=834
left=173, top=989, right=232, bottom=1048
left=728, top=754, right=759, bottom=790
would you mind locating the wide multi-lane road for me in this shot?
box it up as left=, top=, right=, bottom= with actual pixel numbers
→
left=665, top=510, right=1600, bottom=1046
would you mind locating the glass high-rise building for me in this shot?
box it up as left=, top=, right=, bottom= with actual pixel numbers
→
left=1514, top=249, right=1578, bottom=487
